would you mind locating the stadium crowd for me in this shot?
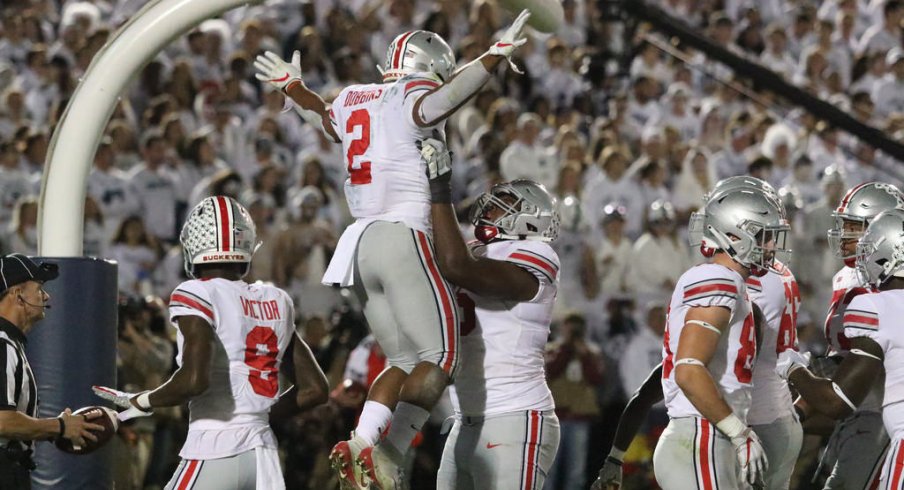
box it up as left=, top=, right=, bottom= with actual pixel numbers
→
left=1, top=0, right=903, bottom=488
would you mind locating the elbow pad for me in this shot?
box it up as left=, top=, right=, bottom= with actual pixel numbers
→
left=416, top=60, right=491, bottom=126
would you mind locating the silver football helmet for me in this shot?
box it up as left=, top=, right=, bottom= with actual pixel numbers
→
left=470, top=180, right=560, bottom=243
left=690, top=176, right=787, bottom=254
left=828, top=182, right=904, bottom=266
left=382, top=30, right=456, bottom=82
left=688, top=187, right=790, bottom=276
left=180, top=196, right=259, bottom=278
left=855, top=208, right=904, bottom=288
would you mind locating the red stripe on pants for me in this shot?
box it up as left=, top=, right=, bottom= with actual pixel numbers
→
left=892, top=441, right=904, bottom=489
left=177, top=460, right=199, bottom=490
left=416, top=231, right=456, bottom=373
left=699, top=420, right=714, bottom=490
left=524, top=411, right=540, bottom=490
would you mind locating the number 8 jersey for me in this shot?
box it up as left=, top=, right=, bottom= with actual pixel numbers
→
left=168, top=277, right=296, bottom=459
left=661, top=263, right=757, bottom=421
left=329, top=72, right=445, bottom=233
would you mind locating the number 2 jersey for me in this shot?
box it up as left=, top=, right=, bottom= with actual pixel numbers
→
left=662, top=263, right=756, bottom=421
left=450, top=240, right=559, bottom=417
left=168, top=278, right=296, bottom=459
left=328, top=72, right=445, bottom=233
left=844, top=290, right=904, bottom=439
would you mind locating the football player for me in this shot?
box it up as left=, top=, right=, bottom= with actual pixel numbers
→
left=777, top=208, right=904, bottom=490
left=806, top=182, right=904, bottom=488
left=654, top=184, right=789, bottom=489
left=255, top=10, right=533, bottom=490
left=94, top=196, right=328, bottom=490
left=593, top=177, right=804, bottom=490
left=422, top=138, right=561, bottom=490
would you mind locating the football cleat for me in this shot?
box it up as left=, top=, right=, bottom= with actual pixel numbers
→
left=357, top=445, right=408, bottom=490
left=330, top=435, right=370, bottom=490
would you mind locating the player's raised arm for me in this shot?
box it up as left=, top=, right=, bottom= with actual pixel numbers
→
left=422, top=138, right=552, bottom=302
left=411, top=10, right=531, bottom=128
left=254, top=50, right=340, bottom=143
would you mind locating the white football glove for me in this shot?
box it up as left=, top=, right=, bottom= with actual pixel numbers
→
left=590, top=457, right=623, bottom=490
left=774, top=349, right=810, bottom=380
left=254, top=50, right=303, bottom=92
left=487, top=9, right=531, bottom=74
left=420, top=137, right=452, bottom=180
left=92, top=385, right=152, bottom=422
left=730, top=427, right=768, bottom=487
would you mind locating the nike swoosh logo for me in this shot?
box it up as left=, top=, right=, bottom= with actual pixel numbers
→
left=270, top=73, right=291, bottom=82
left=495, top=43, right=513, bottom=48
left=486, top=442, right=502, bottom=449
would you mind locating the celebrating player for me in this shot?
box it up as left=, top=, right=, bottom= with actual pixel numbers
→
left=778, top=208, right=904, bottom=490
left=654, top=183, right=789, bottom=489
left=421, top=138, right=561, bottom=490
left=94, top=196, right=328, bottom=490
left=254, top=10, right=533, bottom=490
left=593, top=176, right=803, bottom=490
left=809, top=182, right=904, bottom=488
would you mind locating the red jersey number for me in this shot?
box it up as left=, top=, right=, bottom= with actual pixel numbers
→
left=346, top=109, right=372, bottom=185
left=777, top=277, right=800, bottom=353
left=734, top=312, right=756, bottom=384
left=245, top=326, right=279, bottom=397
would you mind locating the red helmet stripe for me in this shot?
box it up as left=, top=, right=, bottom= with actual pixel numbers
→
left=392, top=31, right=417, bottom=71
left=838, top=182, right=870, bottom=213
left=216, top=196, right=231, bottom=252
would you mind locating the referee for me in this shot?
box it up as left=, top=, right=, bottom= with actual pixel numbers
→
left=0, top=254, right=103, bottom=488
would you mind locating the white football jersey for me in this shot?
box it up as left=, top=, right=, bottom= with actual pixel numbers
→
left=745, top=262, right=800, bottom=425
left=329, top=73, right=445, bottom=233
left=825, top=266, right=884, bottom=412
left=168, top=278, right=296, bottom=459
left=662, top=263, right=756, bottom=421
left=843, top=291, right=904, bottom=439
left=450, top=240, right=559, bottom=417
left=825, top=266, right=874, bottom=356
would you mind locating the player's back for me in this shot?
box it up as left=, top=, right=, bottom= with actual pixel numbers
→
left=330, top=74, right=444, bottom=232
left=843, top=290, right=904, bottom=438
left=169, top=278, right=296, bottom=459
left=662, top=263, right=755, bottom=421
left=746, top=262, right=799, bottom=425
left=452, top=240, right=559, bottom=417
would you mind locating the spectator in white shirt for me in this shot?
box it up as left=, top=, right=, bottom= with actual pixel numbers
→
left=126, top=130, right=179, bottom=243
left=583, top=146, right=645, bottom=238
left=850, top=51, right=888, bottom=94
left=760, top=23, right=797, bottom=78
left=596, top=203, right=633, bottom=299
left=712, top=111, right=754, bottom=178
left=0, top=141, right=34, bottom=231
left=626, top=201, right=691, bottom=302
left=655, top=82, right=698, bottom=142
left=857, top=0, right=903, bottom=55
left=672, top=147, right=716, bottom=216
left=499, top=113, right=557, bottom=189
left=626, top=75, right=661, bottom=132
left=88, top=137, right=139, bottom=241
left=619, top=302, right=667, bottom=398
left=762, top=123, right=799, bottom=186
left=872, top=47, right=904, bottom=117
left=4, top=196, right=38, bottom=256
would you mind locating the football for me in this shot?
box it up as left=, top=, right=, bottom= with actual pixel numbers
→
left=499, top=0, right=565, bottom=33
left=54, top=406, right=119, bottom=455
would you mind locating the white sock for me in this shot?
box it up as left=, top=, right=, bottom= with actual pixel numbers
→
left=355, top=401, right=393, bottom=446
left=384, top=402, right=430, bottom=455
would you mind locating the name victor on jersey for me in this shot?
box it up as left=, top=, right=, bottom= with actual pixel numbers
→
left=240, top=297, right=282, bottom=321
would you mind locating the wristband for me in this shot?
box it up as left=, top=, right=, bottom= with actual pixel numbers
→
left=716, top=413, right=746, bottom=439
left=608, top=447, right=626, bottom=462
left=429, top=180, right=453, bottom=204
left=57, top=416, right=65, bottom=438
left=135, top=392, right=152, bottom=411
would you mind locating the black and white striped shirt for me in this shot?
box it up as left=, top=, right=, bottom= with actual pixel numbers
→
left=0, top=317, right=37, bottom=450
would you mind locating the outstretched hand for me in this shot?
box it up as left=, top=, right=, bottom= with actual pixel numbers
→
left=254, top=50, right=303, bottom=93
left=418, top=137, right=453, bottom=203
left=487, top=9, right=531, bottom=74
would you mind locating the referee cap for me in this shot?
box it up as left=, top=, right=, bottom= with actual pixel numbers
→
left=0, top=254, right=58, bottom=294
